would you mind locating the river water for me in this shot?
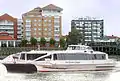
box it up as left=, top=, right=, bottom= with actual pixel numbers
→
left=0, top=56, right=120, bottom=81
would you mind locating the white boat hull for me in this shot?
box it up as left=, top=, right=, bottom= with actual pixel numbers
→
left=35, top=63, right=116, bottom=72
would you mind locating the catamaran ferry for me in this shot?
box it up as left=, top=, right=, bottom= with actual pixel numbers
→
left=1, top=44, right=116, bottom=72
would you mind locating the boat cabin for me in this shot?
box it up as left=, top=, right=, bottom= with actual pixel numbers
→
left=67, top=45, right=93, bottom=51
left=12, top=51, right=48, bottom=61
left=33, top=52, right=107, bottom=61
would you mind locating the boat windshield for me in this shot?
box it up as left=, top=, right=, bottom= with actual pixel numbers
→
left=20, top=53, right=47, bottom=60
left=86, top=47, right=93, bottom=50
left=13, top=53, right=20, bottom=59
left=36, top=55, right=52, bottom=61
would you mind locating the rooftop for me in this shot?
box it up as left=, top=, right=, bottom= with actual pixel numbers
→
left=0, top=32, right=15, bottom=40
left=42, top=4, right=63, bottom=11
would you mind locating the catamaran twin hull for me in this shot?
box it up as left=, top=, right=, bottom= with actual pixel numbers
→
left=35, top=63, right=116, bottom=72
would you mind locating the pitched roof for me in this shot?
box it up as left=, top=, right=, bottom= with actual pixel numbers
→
left=42, top=4, right=63, bottom=11
left=0, top=32, right=15, bottom=40
left=106, top=35, right=119, bottom=39
left=0, top=13, right=16, bottom=22
left=0, top=36, right=15, bottom=40
left=22, top=7, right=42, bottom=16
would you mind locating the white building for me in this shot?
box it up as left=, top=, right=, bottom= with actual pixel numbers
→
left=71, top=17, right=104, bottom=44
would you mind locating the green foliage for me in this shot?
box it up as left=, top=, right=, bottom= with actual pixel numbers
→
left=60, top=37, right=66, bottom=48
left=50, top=38, right=56, bottom=45
left=21, top=39, right=28, bottom=47
left=67, top=28, right=82, bottom=45
left=40, top=37, right=46, bottom=46
left=30, top=37, right=37, bottom=45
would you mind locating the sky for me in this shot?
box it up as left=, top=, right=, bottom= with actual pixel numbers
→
left=0, top=0, right=120, bottom=36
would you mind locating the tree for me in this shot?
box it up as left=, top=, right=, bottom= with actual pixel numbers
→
left=60, top=37, right=66, bottom=48
left=50, top=38, right=56, bottom=46
left=67, top=28, right=82, bottom=45
left=30, top=37, right=37, bottom=46
left=40, top=37, right=46, bottom=46
left=21, top=39, right=28, bottom=47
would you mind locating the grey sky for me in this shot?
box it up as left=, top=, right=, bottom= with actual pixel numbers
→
left=0, top=0, right=120, bottom=36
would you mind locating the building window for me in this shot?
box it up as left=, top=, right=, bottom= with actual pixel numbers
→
left=48, top=24, right=52, bottom=27
left=54, top=15, right=59, bottom=18
left=55, top=28, right=59, bottom=31
left=34, top=28, right=36, bottom=30
left=44, top=33, right=47, bottom=36
left=34, top=24, right=37, bottom=26
left=48, top=28, right=51, bottom=31
left=44, top=20, right=47, bottom=22
left=48, top=20, right=52, bottom=22
left=85, top=24, right=88, bottom=26
left=44, top=15, right=47, bottom=18
left=26, top=32, right=31, bottom=36
left=48, top=32, right=52, bottom=36
left=34, top=19, right=37, bottom=22
left=54, top=22, right=59, bottom=26
left=49, top=15, right=52, bottom=17
left=54, top=36, right=60, bottom=41
left=39, top=32, right=41, bottom=35
left=25, top=24, right=31, bottom=28
left=44, top=24, right=47, bottom=26
left=38, top=24, right=41, bottom=26
left=54, top=18, right=59, bottom=21
left=55, top=31, right=59, bottom=34
left=34, top=33, right=36, bottom=35
left=26, top=22, right=31, bottom=25
left=26, top=19, right=31, bottom=22
left=38, top=28, right=41, bottom=30
left=38, top=20, right=41, bottom=22
left=44, top=28, right=47, bottom=31
left=26, top=27, right=31, bottom=31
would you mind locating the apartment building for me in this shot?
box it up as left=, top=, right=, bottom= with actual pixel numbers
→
left=71, top=17, right=104, bottom=44
left=22, top=4, right=63, bottom=41
left=0, top=14, right=22, bottom=47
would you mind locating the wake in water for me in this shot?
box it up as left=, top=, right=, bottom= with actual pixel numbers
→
left=0, top=63, right=7, bottom=78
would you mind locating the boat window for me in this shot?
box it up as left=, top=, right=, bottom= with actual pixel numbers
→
left=53, top=53, right=106, bottom=60
left=72, top=46, right=76, bottom=50
left=87, top=47, right=92, bottom=50
left=95, top=54, right=106, bottom=60
left=77, top=46, right=80, bottom=50
left=27, top=53, right=47, bottom=60
left=13, top=54, right=20, bottom=59
left=36, top=55, right=51, bottom=61
left=20, top=53, right=25, bottom=60
left=54, top=53, right=87, bottom=60
left=81, top=47, right=85, bottom=50
left=53, top=54, right=57, bottom=60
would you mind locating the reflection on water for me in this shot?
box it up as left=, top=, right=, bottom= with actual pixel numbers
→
left=0, top=63, right=7, bottom=78
left=0, top=56, right=120, bottom=81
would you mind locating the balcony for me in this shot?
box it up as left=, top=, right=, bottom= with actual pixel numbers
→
left=25, top=29, right=31, bottom=31
left=17, top=31, right=22, bottom=34
left=0, top=23, right=14, bottom=26
left=54, top=34, right=60, bottom=36
left=0, top=27, right=13, bottom=30
left=7, top=31, right=14, bottom=33
left=17, top=36, right=22, bottom=38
